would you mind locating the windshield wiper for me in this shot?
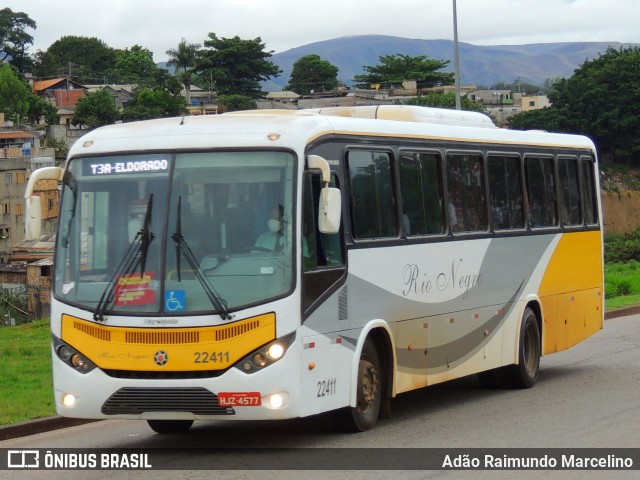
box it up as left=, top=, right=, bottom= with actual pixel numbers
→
left=93, top=194, right=154, bottom=322
left=172, top=197, right=233, bottom=321
left=139, top=193, right=154, bottom=276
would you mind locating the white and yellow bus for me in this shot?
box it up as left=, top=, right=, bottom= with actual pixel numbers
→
left=26, top=106, right=603, bottom=433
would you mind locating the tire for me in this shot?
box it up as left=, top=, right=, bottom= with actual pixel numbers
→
left=147, top=419, right=194, bottom=434
left=505, top=307, right=541, bottom=389
left=333, top=339, right=382, bottom=432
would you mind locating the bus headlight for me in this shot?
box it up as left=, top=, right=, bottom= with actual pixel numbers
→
left=236, top=332, right=295, bottom=374
left=267, top=343, right=285, bottom=360
left=53, top=336, right=97, bottom=374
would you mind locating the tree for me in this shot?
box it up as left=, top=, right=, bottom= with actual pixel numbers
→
left=27, top=93, right=60, bottom=125
left=509, top=47, right=640, bottom=163
left=216, top=94, right=257, bottom=112
left=552, top=47, right=640, bottom=162
left=113, top=45, right=160, bottom=85
left=42, top=36, right=117, bottom=83
left=507, top=107, right=573, bottom=132
left=45, top=136, right=69, bottom=160
left=0, top=8, right=36, bottom=72
left=354, top=54, right=454, bottom=89
left=123, top=87, right=185, bottom=121
left=72, top=89, right=120, bottom=128
left=196, top=34, right=281, bottom=99
left=0, top=64, right=29, bottom=124
left=285, top=54, right=339, bottom=95
left=166, top=38, right=201, bottom=105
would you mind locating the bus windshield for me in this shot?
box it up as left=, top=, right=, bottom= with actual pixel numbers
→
left=55, top=151, right=295, bottom=317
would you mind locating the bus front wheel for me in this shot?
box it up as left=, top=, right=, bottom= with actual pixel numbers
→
left=147, top=419, right=194, bottom=434
left=333, top=339, right=382, bottom=432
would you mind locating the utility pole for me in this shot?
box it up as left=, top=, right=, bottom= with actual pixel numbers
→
left=453, top=0, right=462, bottom=110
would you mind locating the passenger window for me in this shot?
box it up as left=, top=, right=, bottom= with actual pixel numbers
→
left=526, top=156, right=558, bottom=228
left=558, top=157, right=581, bottom=226
left=347, top=150, right=397, bottom=239
left=488, top=155, right=524, bottom=230
left=581, top=157, right=598, bottom=225
left=399, top=152, right=444, bottom=236
left=446, top=153, right=487, bottom=233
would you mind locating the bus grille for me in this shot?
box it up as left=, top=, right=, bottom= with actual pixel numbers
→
left=103, top=369, right=225, bottom=380
left=125, top=330, right=200, bottom=344
left=101, top=387, right=235, bottom=416
left=216, top=319, right=260, bottom=341
left=74, top=320, right=111, bottom=341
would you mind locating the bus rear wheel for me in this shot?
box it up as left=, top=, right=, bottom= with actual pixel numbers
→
left=147, top=419, right=194, bottom=434
left=477, top=307, right=541, bottom=389
left=505, top=307, right=541, bottom=389
left=333, top=339, right=382, bottom=432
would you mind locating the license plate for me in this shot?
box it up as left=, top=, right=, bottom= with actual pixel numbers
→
left=218, top=392, right=262, bottom=406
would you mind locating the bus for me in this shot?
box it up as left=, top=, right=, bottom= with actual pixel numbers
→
left=25, top=105, right=603, bottom=433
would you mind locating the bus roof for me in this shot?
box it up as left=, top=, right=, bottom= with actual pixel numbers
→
left=68, top=106, right=597, bottom=159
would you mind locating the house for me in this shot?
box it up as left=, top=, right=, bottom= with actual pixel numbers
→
left=0, top=129, right=56, bottom=262
left=467, top=89, right=519, bottom=126
left=85, top=84, right=135, bottom=111
left=32, top=78, right=87, bottom=126
left=32, top=78, right=87, bottom=103
left=265, top=91, right=300, bottom=104
left=468, top=89, right=514, bottom=106
left=184, top=85, right=214, bottom=106
left=520, top=94, right=551, bottom=112
left=3, top=236, right=56, bottom=319
left=0, top=131, right=36, bottom=157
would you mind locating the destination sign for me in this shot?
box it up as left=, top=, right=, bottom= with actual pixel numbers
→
left=85, top=159, right=169, bottom=176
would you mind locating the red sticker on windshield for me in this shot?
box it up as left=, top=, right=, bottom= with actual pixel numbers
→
left=114, top=272, right=156, bottom=306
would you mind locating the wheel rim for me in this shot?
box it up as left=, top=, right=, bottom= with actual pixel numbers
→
left=357, top=359, right=379, bottom=413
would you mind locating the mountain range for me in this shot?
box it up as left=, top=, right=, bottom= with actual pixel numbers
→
left=263, top=35, right=635, bottom=91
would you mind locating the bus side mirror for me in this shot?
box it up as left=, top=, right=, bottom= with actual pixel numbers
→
left=307, top=155, right=342, bottom=234
left=24, top=166, right=63, bottom=241
left=318, top=187, right=341, bottom=234
left=26, top=196, right=42, bottom=239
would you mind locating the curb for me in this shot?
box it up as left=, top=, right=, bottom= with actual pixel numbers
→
left=604, top=305, right=640, bottom=320
left=0, top=417, right=100, bottom=442
left=1, top=309, right=638, bottom=442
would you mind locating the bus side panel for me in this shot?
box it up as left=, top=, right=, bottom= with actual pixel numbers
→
left=299, top=326, right=355, bottom=417
left=392, top=302, right=513, bottom=393
left=539, top=230, right=604, bottom=354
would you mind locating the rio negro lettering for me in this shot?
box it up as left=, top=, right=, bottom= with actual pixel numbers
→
left=402, top=259, right=483, bottom=299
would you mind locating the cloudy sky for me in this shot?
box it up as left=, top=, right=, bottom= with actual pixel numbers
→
left=5, top=0, right=639, bottom=62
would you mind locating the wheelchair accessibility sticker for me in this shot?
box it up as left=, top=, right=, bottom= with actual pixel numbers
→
left=164, top=290, right=185, bottom=312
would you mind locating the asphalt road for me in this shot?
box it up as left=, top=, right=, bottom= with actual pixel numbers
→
left=2, top=313, right=639, bottom=480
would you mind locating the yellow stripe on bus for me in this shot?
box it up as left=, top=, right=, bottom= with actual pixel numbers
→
left=538, top=231, right=603, bottom=354
left=61, top=313, right=276, bottom=371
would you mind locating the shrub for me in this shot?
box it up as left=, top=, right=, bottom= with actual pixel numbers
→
left=604, top=229, right=640, bottom=263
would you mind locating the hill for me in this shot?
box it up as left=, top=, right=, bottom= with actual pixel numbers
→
left=264, top=35, right=633, bottom=91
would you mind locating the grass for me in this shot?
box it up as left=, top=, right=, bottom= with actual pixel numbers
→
left=0, top=256, right=638, bottom=426
left=0, top=320, right=55, bottom=425
left=604, top=260, right=640, bottom=311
